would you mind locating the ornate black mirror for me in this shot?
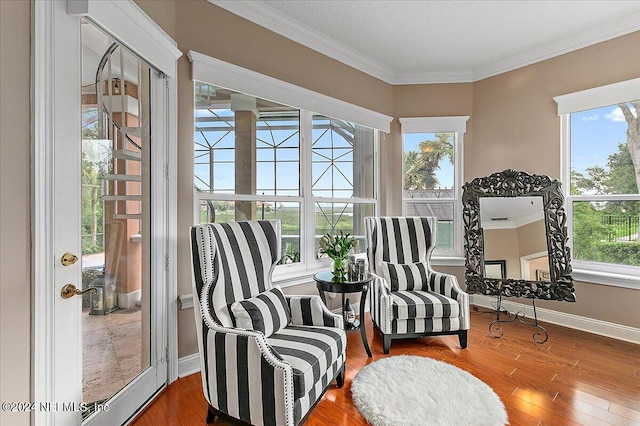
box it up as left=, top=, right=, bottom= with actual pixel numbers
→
left=462, top=169, right=575, bottom=302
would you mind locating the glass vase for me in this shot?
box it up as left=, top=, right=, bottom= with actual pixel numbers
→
left=332, top=257, right=347, bottom=279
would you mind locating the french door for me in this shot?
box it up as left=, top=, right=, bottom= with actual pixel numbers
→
left=33, top=1, right=177, bottom=424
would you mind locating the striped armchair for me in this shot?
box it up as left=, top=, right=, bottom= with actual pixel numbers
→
left=364, top=217, right=470, bottom=354
left=191, top=220, right=346, bottom=426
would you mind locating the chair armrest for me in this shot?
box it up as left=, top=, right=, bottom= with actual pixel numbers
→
left=427, top=269, right=470, bottom=330
left=286, top=295, right=344, bottom=328
left=198, top=320, right=296, bottom=426
left=427, top=269, right=465, bottom=299
left=368, top=272, right=393, bottom=334
left=370, top=271, right=392, bottom=296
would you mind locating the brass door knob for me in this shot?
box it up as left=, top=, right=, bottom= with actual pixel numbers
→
left=60, top=284, right=96, bottom=299
left=61, top=252, right=79, bottom=266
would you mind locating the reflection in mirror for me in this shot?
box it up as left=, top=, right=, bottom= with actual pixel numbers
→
left=480, top=197, right=550, bottom=280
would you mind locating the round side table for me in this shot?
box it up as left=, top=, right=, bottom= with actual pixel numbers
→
left=313, top=271, right=373, bottom=357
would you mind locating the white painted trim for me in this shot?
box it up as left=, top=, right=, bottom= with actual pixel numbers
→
left=166, top=77, right=179, bottom=384
left=519, top=251, right=548, bottom=280
left=399, top=116, right=469, bottom=134
left=187, top=50, right=393, bottom=133
left=392, top=70, right=474, bottom=85
left=33, top=1, right=58, bottom=424
left=572, top=267, right=640, bottom=290
left=178, top=294, right=194, bottom=310
left=400, top=118, right=467, bottom=257
left=557, top=78, right=640, bottom=288
left=431, top=257, right=465, bottom=267
left=471, top=294, right=640, bottom=345
left=209, top=1, right=640, bottom=85
left=34, top=3, right=179, bottom=423
left=553, top=77, right=640, bottom=115
left=67, top=0, right=182, bottom=78
left=178, top=353, right=201, bottom=378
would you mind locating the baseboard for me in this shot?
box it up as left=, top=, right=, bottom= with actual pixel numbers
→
left=471, top=294, right=640, bottom=345
left=178, top=353, right=200, bottom=378
left=118, top=289, right=141, bottom=309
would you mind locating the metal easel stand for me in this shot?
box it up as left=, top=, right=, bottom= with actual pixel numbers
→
left=489, top=293, right=549, bottom=344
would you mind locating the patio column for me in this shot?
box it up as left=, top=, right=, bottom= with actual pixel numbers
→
left=232, top=94, right=257, bottom=220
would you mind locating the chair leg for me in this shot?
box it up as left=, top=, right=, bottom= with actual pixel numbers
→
left=336, top=365, right=345, bottom=388
left=206, top=404, right=218, bottom=424
left=459, top=330, right=468, bottom=349
left=383, top=335, right=391, bottom=354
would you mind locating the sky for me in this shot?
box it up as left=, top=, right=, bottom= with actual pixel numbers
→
left=195, top=103, right=636, bottom=195
left=570, top=104, right=635, bottom=175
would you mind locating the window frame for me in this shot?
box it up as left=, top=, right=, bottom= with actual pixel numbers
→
left=399, top=116, right=469, bottom=260
left=554, top=78, right=640, bottom=289
left=189, top=52, right=392, bottom=284
left=193, top=108, right=379, bottom=282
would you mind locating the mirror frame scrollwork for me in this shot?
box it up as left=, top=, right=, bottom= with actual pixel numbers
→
left=462, top=169, right=575, bottom=302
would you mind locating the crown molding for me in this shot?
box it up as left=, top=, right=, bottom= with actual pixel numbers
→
left=209, top=0, right=395, bottom=83
left=210, top=1, right=640, bottom=85
left=472, top=11, right=640, bottom=81
left=391, top=70, right=474, bottom=85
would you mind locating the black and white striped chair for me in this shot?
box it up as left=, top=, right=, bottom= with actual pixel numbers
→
left=191, top=220, right=346, bottom=426
left=364, top=216, right=470, bottom=354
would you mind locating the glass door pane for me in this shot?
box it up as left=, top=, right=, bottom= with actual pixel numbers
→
left=80, top=19, right=151, bottom=417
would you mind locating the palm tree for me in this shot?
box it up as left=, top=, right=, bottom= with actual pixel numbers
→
left=403, top=133, right=454, bottom=190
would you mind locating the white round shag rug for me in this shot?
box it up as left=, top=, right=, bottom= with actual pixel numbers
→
left=351, top=355, right=508, bottom=426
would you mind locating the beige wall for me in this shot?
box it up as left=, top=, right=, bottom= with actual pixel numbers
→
left=144, top=1, right=640, bottom=353
left=470, top=31, right=640, bottom=180
left=469, top=32, right=640, bottom=327
left=516, top=220, right=547, bottom=259
left=483, top=220, right=548, bottom=280
left=174, top=1, right=393, bottom=117
left=484, top=228, right=521, bottom=278
left=386, top=83, right=474, bottom=214
left=1, top=2, right=638, bottom=415
left=0, top=1, right=31, bottom=425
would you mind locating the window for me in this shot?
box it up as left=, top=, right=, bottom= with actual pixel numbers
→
left=555, top=78, right=640, bottom=287
left=399, top=117, right=468, bottom=257
left=194, top=83, right=378, bottom=277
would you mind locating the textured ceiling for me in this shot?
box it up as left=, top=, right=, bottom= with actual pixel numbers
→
left=213, top=0, right=640, bottom=83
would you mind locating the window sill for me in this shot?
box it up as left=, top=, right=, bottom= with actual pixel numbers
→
left=431, top=256, right=465, bottom=267
left=572, top=268, right=640, bottom=290
left=273, top=266, right=327, bottom=288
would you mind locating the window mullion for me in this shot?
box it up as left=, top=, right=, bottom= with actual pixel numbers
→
left=300, top=110, right=315, bottom=268
left=454, top=132, right=463, bottom=256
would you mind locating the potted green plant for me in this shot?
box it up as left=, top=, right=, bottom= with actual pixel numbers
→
left=319, top=231, right=358, bottom=278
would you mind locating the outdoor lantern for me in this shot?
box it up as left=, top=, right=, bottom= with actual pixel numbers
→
left=89, top=273, right=118, bottom=315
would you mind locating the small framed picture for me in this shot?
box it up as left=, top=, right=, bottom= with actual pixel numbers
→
left=536, top=269, right=551, bottom=282
left=485, top=260, right=506, bottom=279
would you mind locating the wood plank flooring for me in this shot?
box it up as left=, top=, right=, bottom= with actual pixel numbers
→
left=132, top=307, right=640, bottom=425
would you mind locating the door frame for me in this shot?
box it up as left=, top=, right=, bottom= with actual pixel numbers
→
left=32, top=1, right=180, bottom=424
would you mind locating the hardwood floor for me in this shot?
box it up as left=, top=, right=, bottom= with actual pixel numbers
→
left=132, top=307, right=640, bottom=425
